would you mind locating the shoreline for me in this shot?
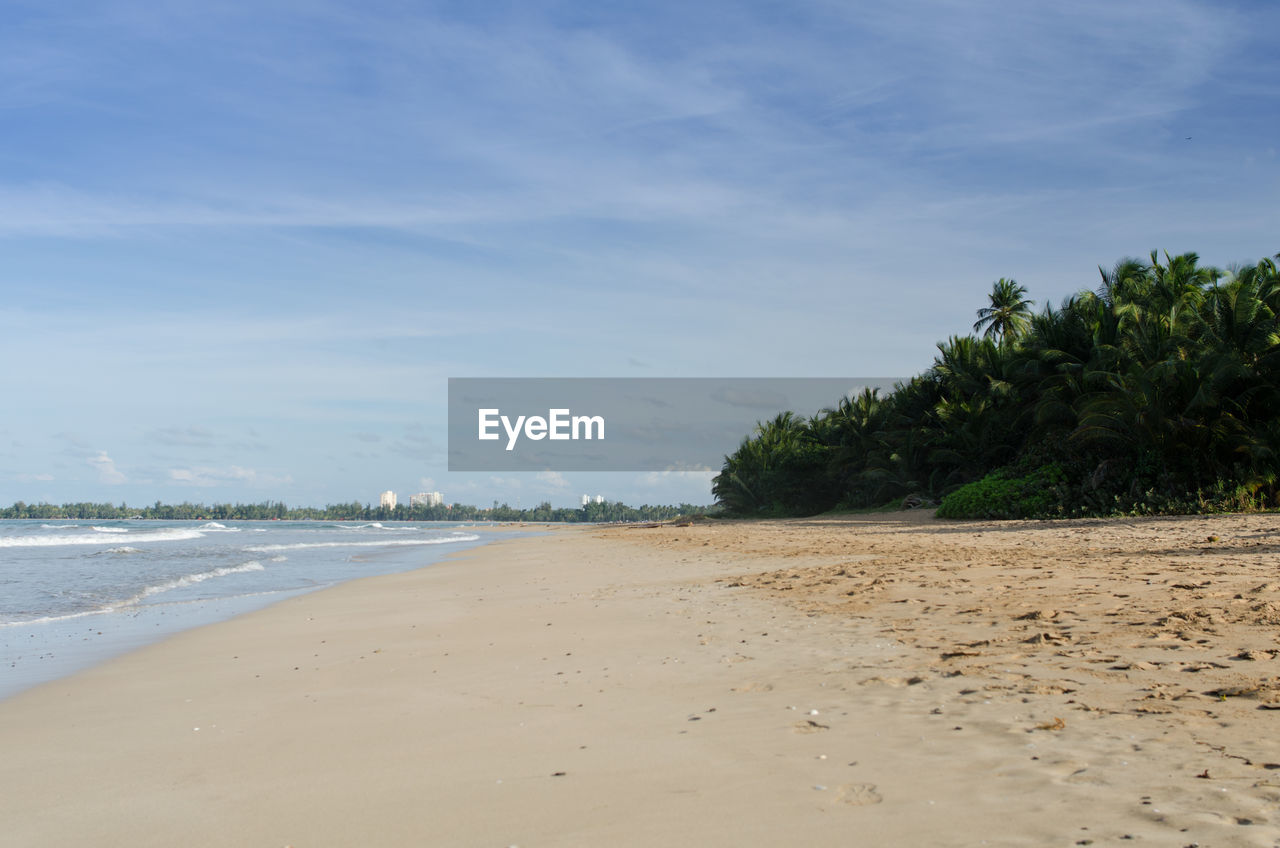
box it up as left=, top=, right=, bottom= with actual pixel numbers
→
left=0, top=522, right=500, bottom=704
left=2, top=515, right=1279, bottom=845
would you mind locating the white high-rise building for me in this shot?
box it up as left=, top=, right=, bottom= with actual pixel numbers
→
left=581, top=494, right=590, bottom=506
left=594, top=494, right=604, bottom=504
left=411, top=492, right=444, bottom=507
left=379, top=490, right=397, bottom=509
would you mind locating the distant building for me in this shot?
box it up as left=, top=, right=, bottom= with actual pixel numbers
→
left=594, top=495, right=604, bottom=504
left=581, top=494, right=590, bottom=506
left=411, top=492, right=444, bottom=507
left=380, top=490, right=397, bottom=509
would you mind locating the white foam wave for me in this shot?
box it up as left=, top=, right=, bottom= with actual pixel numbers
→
left=105, top=546, right=142, bottom=554
left=0, top=608, right=115, bottom=628
left=0, top=527, right=206, bottom=548
left=245, top=534, right=479, bottom=552
left=0, top=560, right=266, bottom=628
left=340, top=522, right=416, bottom=531
left=130, top=561, right=265, bottom=603
left=40, top=524, right=81, bottom=530
left=91, top=526, right=129, bottom=534
left=198, top=522, right=241, bottom=532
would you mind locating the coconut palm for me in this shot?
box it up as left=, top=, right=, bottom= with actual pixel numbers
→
left=973, top=278, right=1034, bottom=345
left=715, top=248, right=1280, bottom=517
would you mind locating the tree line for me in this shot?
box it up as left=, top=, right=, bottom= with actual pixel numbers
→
left=713, top=250, right=1280, bottom=519
left=0, top=499, right=708, bottom=523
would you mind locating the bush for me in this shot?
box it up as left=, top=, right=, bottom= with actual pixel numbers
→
left=936, top=464, right=1067, bottom=519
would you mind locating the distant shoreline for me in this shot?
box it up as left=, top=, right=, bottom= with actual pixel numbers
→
left=0, top=499, right=709, bottom=523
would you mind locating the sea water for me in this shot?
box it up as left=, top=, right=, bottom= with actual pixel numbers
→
left=0, top=519, right=490, bottom=701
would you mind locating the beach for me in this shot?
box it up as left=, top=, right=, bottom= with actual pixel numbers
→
left=3, top=514, right=1280, bottom=846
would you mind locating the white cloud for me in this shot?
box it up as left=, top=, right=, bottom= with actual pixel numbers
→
left=534, top=470, right=570, bottom=489
left=641, top=468, right=716, bottom=487
left=88, top=451, right=127, bottom=485
left=168, top=465, right=292, bottom=488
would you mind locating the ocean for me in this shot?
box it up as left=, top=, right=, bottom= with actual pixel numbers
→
left=0, top=519, right=491, bottom=701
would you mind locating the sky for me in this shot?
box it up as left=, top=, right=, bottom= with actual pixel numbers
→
left=1, top=0, right=1278, bottom=510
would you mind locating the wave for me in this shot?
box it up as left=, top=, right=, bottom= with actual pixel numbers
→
left=0, top=608, right=115, bottom=628
left=339, top=522, right=416, bottom=531
left=245, top=533, right=479, bottom=552
left=0, top=560, right=267, bottom=628
left=130, top=561, right=265, bottom=603
left=40, top=524, right=81, bottom=530
left=0, top=527, right=206, bottom=548
left=91, top=526, right=129, bottom=534
left=198, top=522, right=241, bottom=532
left=104, top=546, right=142, bottom=555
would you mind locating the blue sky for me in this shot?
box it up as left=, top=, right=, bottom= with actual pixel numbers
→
left=1, top=0, right=1277, bottom=509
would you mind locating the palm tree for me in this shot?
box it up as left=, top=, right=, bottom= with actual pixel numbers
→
left=973, top=278, right=1034, bottom=345
left=713, top=248, right=1280, bottom=517
left=1096, top=257, right=1150, bottom=307
left=711, top=412, right=838, bottom=515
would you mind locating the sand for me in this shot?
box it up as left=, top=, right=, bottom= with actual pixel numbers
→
left=3, top=513, right=1280, bottom=846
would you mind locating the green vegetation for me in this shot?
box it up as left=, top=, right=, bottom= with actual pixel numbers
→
left=935, top=465, right=1067, bottom=519
left=714, top=250, right=1280, bottom=520
left=0, top=499, right=710, bottom=523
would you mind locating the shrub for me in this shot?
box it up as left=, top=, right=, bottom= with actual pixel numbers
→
left=936, top=464, right=1067, bottom=519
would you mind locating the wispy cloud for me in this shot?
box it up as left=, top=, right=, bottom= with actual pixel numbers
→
left=640, top=469, right=716, bottom=487
left=168, top=465, right=292, bottom=488
left=0, top=0, right=1276, bottom=507
left=149, top=426, right=217, bottom=447
left=535, top=470, right=570, bottom=490
left=88, top=451, right=126, bottom=485
left=389, top=426, right=438, bottom=462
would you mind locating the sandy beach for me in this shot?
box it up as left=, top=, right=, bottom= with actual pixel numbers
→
left=3, top=514, right=1280, bottom=846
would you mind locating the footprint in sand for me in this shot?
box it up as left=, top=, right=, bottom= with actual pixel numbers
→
left=835, top=783, right=882, bottom=806
left=731, top=682, right=773, bottom=692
